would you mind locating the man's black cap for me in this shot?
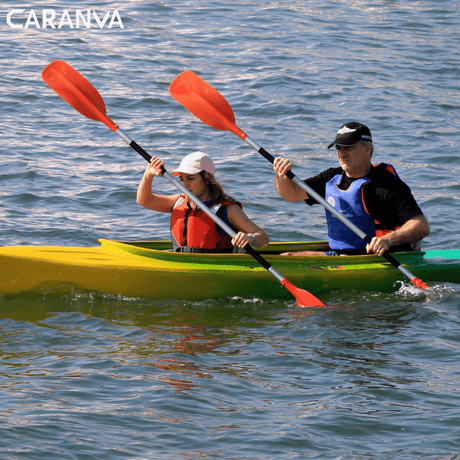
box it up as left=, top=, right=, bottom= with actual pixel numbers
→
left=327, top=122, right=373, bottom=149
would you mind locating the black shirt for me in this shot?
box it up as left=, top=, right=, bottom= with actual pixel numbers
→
left=303, top=164, right=423, bottom=232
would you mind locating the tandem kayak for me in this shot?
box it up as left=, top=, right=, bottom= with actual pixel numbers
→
left=0, top=239, right=459, bottom=300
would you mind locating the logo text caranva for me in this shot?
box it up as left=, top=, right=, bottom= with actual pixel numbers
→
left=7, top=9, right=124, bottom=29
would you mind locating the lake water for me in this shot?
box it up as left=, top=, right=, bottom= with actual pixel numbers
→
left=1, top=1, right=460, bottom=458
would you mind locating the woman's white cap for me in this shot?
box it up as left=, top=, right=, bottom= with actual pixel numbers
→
left=173, top=151, right=216, bottom=175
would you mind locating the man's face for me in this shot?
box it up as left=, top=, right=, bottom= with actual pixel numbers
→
left=336, top=142, right=372, bottom=177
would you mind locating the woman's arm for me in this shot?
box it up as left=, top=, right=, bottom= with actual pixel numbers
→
left=136, top=156, right=179, bottom=213
left=226, top=204, right=270, bottom=248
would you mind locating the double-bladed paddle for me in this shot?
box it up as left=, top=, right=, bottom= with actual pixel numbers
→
left=41, top=60, right=325, bottom=307
left=169, top=70, right=429, bottom=290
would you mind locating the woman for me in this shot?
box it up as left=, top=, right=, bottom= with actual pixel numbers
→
left=137, top=151, right=269, bottom=253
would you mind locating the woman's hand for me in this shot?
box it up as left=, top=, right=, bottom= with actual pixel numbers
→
left=232, top=231, right=255, bottom=248
left=146, top=156, right=165, bottom=177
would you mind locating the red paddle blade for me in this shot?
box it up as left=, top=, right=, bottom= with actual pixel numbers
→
left=42, top=60, right=118, bottom=132
left=169, top=71, right=247, bottom=139
left=281, top=278, right=325, bottom=308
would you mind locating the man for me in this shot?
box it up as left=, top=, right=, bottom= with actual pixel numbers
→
left=273, top=122, right=429, bottom=256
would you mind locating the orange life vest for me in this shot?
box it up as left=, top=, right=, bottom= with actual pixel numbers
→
left=170, top=196, right=241, bottom=252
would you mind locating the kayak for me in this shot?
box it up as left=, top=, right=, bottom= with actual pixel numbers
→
left=1, top=239, right=459, bottom=301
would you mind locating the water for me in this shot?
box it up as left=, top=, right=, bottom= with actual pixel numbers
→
left=1, top=1, right=460, bottom=458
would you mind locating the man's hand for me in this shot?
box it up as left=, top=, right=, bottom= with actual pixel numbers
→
left=366, top=237, right=391, bottom=256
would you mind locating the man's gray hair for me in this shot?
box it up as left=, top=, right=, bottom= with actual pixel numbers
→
left=360, top=140, right=374, bottom=157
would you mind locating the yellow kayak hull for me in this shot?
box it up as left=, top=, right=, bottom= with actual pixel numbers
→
left=1, top=239, right=459, bottom=300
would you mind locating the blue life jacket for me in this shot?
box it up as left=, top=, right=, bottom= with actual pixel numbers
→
left=325, top=163, right=402, bottom=252
left=325, top=174, right=375, bottom=251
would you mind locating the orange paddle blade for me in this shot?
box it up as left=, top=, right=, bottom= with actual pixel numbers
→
left=42, top=60, right=118, bottom=132
left=281, top=279, right=325, bottom=308
left=169, top=71, right=247, bottom=139
left=411, top=277, right=429, bottom=290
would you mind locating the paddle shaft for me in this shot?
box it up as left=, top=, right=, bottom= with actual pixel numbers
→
left=115, top=128, right=284, bottom=281
left=243, top=136, right=427, bottom=286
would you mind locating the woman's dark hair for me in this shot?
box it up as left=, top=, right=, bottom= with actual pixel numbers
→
left=200, top=171, right=235, bottom=203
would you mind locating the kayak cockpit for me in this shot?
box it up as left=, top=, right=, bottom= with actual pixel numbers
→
left=98, top=238, right=426, bottom=264
left=100, top=239, right=331, bottom=256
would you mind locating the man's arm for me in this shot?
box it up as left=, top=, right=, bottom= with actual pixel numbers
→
left=367, top=214, right=430, bottom=256
left=273, top=157, right=309, bottom=202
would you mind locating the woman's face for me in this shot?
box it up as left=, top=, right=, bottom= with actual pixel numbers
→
left=179, top=172, right=210, bottom=200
